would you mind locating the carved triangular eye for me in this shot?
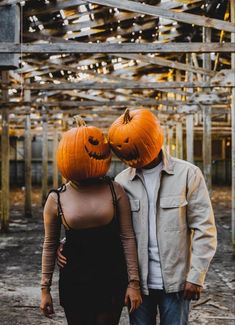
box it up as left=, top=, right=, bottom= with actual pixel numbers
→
left=88, top=136, right=99, bottom=145
left=124, top=138, right=129, bottom=143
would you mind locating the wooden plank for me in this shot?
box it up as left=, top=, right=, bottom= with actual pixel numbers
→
left=87, top=0, right=235, bottom=33
left=25, top=0, right=85, bottom=16
left=9, top=81, right=221, bottom=90
left=115, top=53, right=214, bottom=76
left=191, top=53, right=203, bottom=82
left=24, top=83, right=32, bottom=218
left=22, top=0, right=186, bottom=30
left=0, top=71, right=10, bottom=232
left=4, top=105, right=230, bottom=115
left=2, top=100, right=230, bottom=110
left=35, top=99, right=182, bottom=107
left=0, top=42, right=234, bottom=54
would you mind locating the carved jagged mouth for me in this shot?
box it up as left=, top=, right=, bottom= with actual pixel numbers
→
left=111, top=144, right=140, bottom=162
left=85, top=146, right=110, bottom=160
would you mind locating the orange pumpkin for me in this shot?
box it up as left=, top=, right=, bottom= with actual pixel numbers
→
left=108, top=109, right=164, bottom=168
left=57, top=116, right=111, bottom=182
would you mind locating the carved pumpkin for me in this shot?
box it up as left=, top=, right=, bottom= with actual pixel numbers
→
left=108, top=109, right=164, bottom=168
left=57, top=116, right=111, bottom=182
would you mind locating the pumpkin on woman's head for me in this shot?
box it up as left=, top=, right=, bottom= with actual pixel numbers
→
left=108, top=109, right=164, bottom=168
left=56, top=116, right=111, bottom=182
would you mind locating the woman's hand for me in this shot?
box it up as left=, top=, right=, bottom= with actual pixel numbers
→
left=40, top=289, right=54, bottom=318
left=124, top=287, right=142, bottom=313
left=57, top=242, right=67, bottom=268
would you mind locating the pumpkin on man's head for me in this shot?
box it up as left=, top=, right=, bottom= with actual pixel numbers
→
left=56, top=116, right=111, bottom=182
left=108, top=109, right=164, bottom=168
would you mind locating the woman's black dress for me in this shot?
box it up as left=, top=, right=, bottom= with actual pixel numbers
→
left=58, top=180, right=128, bottom=312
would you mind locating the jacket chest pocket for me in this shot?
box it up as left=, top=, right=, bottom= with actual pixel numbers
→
left=159, top=196, right=188, bottom=231
left=130, top=199, right=141, bottom=234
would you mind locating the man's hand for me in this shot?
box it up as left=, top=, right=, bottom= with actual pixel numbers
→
left=56, top=242, right=67, bottom=268
left=183, top=281, right=202, bottom=300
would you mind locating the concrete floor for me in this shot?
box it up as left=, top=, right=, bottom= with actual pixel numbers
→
left=0, top=186, right=234, bottom=324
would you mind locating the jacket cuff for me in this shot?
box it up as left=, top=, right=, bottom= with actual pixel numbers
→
left=187, top=269, right=206, bottom=287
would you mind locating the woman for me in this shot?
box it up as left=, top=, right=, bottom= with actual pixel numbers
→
left=40, top=116, right=142, bottom=325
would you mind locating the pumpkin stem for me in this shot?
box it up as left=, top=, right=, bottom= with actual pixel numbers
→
left=123, top=109, right=132, bottom=124
left=73, top=115, right=86, bottom=127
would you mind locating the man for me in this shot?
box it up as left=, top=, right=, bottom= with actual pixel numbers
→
left=58, top=109, right=217, bottom=325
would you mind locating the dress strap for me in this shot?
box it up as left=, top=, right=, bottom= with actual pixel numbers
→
left=45, top=185, right=71, bottom=230
left=104, top=176, right=118, bottom=219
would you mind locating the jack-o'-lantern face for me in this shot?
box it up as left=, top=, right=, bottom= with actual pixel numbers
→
left=57, top=116, right=111, bottom=181
left=85, top=131, right=111, bottom=161
left=108, top=109, right=164, bottom=168
left=111, top=137, right=140, bottom=165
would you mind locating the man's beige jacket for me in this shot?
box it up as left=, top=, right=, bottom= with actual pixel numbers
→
left=115, top=149, right=217, bottom=295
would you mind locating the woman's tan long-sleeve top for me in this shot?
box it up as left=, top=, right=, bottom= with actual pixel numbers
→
left=41, top=181, right=140, bottom=290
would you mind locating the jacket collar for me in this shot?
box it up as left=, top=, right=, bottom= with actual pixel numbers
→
left=128, top=148, right=174, bottom=181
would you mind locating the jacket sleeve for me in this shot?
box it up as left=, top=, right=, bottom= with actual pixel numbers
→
left=186, top=167, right=217, bottom=286
left=41, top=193, right=61, bottom=289
left=114, top=182, right=140, bottom=287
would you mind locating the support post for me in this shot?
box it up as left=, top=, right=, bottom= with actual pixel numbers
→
left=163, top=126, right=168, bottom=149
left=176, top=122, right=183, bottom=159
left=42, top=111, right=48, bottom=205
left=24, top=83, right=32, bottom=217
left=202, top=27, right=212, bottom=192
left=231, top=0, right=235, bottom=250
left=1, top=71, right=10, bottom=232
left=185, top=54, right=194, bottom=163
left=202, top=104, right=212, bottom=188
left=0, top=5, right=20, bottom=69
left=175, top=71, right=184, bottom=160
left=186, top=114, right=194, bottom=163
left=167, top=126, right=174, bottom=155
left=52, top=124, right=59, bottom=189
